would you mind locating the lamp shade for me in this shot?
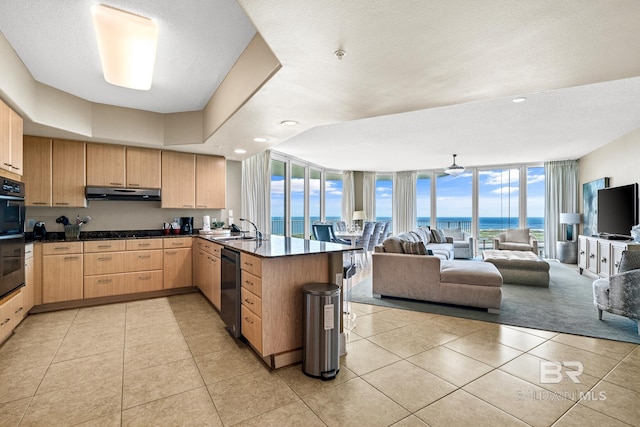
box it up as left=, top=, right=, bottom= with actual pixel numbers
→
left=560, top=213, right=581, bottom=224
left=352, top=211, right=366, bottom=221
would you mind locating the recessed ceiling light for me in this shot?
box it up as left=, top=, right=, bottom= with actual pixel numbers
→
left=253, top=137, right=268, bottom=143
left=512, top=97, right=527, bottom=103
left=234, top=149, right=247, bottom=154
left=213, top=145, right=222, bottom=150
left=91, top=4, right=158, bottom=90
left=281, top=120, right=298, bottom=126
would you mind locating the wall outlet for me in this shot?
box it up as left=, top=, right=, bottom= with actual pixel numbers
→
left=27, top=218, right=36, bottom=228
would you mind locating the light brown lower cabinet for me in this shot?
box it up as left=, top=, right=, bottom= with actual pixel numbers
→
left=0, top=289, right=24, bottom=344
left=42, top=242, right=84, bottom=304
left=163, top=247, right=192, bottom=289
left=193, top=239, right=221, bottom=309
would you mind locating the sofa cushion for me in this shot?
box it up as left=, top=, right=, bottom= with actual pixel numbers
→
left=401, top=241, right=428, bottom=255
left=431, top=229, right=447, bottom=243
left=413, top=227, right=431, bottom=244
left=506, top=228, right=530, bottom=244
left=499, top=242, right=532, bottom=251
left=440, top=260, right=503, bottom=287
left=382, top=236, right=404, bottom=253
left=443, top=228, right=464, bottom=241
left=619, top=250, right=640, bottom=273
left=398, top=231, right=420, bottom=243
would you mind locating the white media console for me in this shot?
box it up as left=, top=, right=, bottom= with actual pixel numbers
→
left=578, top=235, right=640, bottom=278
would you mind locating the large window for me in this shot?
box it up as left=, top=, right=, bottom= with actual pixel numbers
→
left=270, top=159, right=286, bottom=236
left=416, top=173, right=431, bottom=228
left=309, top=169, right=321, bottom=234
left=290, top=164, right=306, bottom=238
left=325, top=172, right=343, bottom=223
left=478, top=168, right=520, bottom=242
left=375, top=175, right=393, bottom=223
left=527, top=166, right=545, bottom=253
left=435, top=172, right=472, bottom=233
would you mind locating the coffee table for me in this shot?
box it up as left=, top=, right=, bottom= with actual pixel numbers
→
left=482, top=249, right=550, bottom=287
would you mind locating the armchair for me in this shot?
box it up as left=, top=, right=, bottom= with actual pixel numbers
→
left=442, top=228, right=474, bottom=259
left=593, top=251, right=640, bottom=334
left=493, top=228, right=538, bottom=254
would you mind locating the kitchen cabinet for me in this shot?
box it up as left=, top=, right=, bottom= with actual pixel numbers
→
left=0, top=99, right=23, bottom=176
left=194, top=239, right=221, bottom=308
left=161, top=151, right=195, bottom=208
left=86, top=143, right=126, bottom=187
left=23, top=136, right=53, bottom=206
left=42, top=242, right=83, bottom=303
left=23, top=243, right=34, bottom=314
left=126, top=147, right=161, bottom=188
left=163, top=237, right=192, bottom=289
left=52, top=139, right=86, bottom=207
left=196, top=154, right=226, bottom=208
left=0, top=289, right=24, bottom=344
left=578, top=235, right=640, bottom=277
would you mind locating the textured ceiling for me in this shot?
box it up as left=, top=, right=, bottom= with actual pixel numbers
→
left=1, top=1, right=640, bottom=170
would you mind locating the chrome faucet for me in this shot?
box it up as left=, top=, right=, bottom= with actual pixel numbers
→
left=240, top=218, right=263, bottom=241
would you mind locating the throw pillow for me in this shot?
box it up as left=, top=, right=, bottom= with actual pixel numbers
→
left=443, top=227, right=463, bottom=241
left=418, top=227, right=432, bottom=244
left=400, top=240, right=428, bottom=255
left=618, top=250, right=640, bottom=273
left=431, top=229, right=446, bottom=244
left=506, top=228, right=530, bottom=244
left=382, top=236, right=404, bottom=253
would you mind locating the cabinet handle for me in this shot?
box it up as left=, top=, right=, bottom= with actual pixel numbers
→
left=197, top=205, right=207, bottom=208
left=579, top=250, right=585, bottom=255
left=97, top=279, right=112, bottom=284
left=55, top=203, right=70, bottom=205
left=97, top=257, right=112, bottom=261
left=3, top=162, right=11, bottom=167
left=244, top=298, right=254, bottom=305
left=64, top=256, right=80, bottom=260
left=244, top=280, right=253, bottom=287
left=166, top=251, right=177, bottom=255
left=615, top=261, right=620, bottom=267
left=32, top=202, right=48, bottom=205
left=1, top=318, right=10, bottom=326
left=138, top=275, right=151, bottom=280
left=244, top=317, right=254, bottom=324
left=138, top=243, right=151, bottom=247
left=98, top=245, right=112, bottom=249
left=244, top=261, right=253, bottom=267
left=12, top=167, right=20, bottom=171
left=15, top=307, right=23, bottom=314
left=110, top=182, right=123, bottom=186
left=25, top=250, right=32, bottom=255
left=601, top=257, right=607, bottom=263
left=128, top=183, right=140, bottom=187
left=589, top=254, right=595, bottom=259
left=55, top=246, right=70, bottom=250
left=172, top=242, right=185, bottom=246
left=138, top=255, right=151, bottom=259
left=182, top=205, right=193, bottom=208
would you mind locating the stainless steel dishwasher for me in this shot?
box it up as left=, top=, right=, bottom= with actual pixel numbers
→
left=220, top=247, right=241, bottom=338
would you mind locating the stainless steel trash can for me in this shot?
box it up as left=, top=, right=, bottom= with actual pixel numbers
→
left=302, top=283, right=340, bottom=380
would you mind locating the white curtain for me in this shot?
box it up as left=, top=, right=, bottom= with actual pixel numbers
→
left=393, top=171, right=417, bottom=234
left=241, top=150, right=272, bottom=234
left=342, top=171, right=355, bottom=225
left=544, top=160, right=579, bottom=258
left=362, top=172, right=376, bottom=223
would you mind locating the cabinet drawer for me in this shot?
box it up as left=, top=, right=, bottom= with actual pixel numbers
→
left=42, top=242, right=83, bottom=255
left=126, top=270, right=163, bottom=293
left=240, top=253, right=261, bottom=277
left=241, top=287, right=262, bottom=317
left=25, top=243, right=34, bottom=260
left=126, top=239, right=163, bottom=251
left=211, top=243, right=222, bottom=258
left=84, top=274, right=127, bottom=298
left=164, top=237, right=193, bottom=248
left=241, top=270, right=262, bottom=297
left=196, top=239, right=213, bottom=253
left=84, top=252, right=125, bottom=275
left=124, top=250, right=163, bottom=272
left=84, top=240, right=126, bottom=253
left=241, top=305, right=262, bottom=354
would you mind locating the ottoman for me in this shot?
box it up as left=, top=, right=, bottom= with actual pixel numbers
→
left=482, top=250, right=550, bottom=287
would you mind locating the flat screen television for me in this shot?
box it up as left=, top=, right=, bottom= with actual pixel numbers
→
left=597, top=183, right=638, bottom=238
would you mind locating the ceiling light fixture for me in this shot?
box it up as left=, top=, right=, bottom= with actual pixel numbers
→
left=512, top=97, right=527, bottom=103
left=234, top=149, right=247, bottom=154
left=281, top=120, right=298, bottom=126
left=253, top=137, right=268, bottom=143
left=444, top=154, right=465, bottom=176
left=91, top=4, right=158, bottom=90
left=334, top=50, right=346, bottom=60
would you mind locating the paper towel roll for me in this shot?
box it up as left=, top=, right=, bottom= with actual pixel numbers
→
left=202, top=215, right=210, bottom=230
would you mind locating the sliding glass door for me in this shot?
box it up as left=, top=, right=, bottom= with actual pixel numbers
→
left=478, top=168, right=520, bottom=248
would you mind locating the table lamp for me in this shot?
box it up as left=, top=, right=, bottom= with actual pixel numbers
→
left=560, top=213, right=581, bottom=241
left=352, top=211, right=366, bottom=230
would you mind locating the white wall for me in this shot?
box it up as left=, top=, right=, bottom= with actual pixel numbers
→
left=25, top=160, right=243, bottom=233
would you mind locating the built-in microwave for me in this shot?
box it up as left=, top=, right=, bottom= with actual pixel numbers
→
left=0, top=178, right=25, bottom=299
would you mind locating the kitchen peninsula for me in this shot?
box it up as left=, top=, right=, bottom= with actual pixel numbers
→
left=198, top=234, right=354, bottom=369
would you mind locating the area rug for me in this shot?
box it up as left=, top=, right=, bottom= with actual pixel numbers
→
left=350, top=260, right=640, bottom=344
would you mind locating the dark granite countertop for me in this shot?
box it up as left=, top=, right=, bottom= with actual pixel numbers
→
left=25, top=229, right=194, bottom=243
left=198, top=234, right=358, bottom=258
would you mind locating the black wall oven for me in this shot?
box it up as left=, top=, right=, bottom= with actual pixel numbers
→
left=0, top=178, right=25, bottom=299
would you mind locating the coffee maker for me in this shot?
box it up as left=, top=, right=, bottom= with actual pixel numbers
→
left=180, top=217, right=193, bottom=235
left=33, top=221, right=47, bottom=240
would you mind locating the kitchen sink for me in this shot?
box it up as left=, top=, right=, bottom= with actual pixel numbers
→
left=212, top=235, right=261, bottom=241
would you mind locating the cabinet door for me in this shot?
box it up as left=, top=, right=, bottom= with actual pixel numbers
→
left=586, top=239, right=598, bottom=275
left=611, top=243, right=627, bottom=276
left=126, top=147, right=161, bottom=188
left=195, top=154, right=226, bottom=209
left=86, top=143, right=125, bottom=187
left=577, top=236, right=587, bottom=271
left=210, top=254, right=221, bottom=309
left=0, top=100, right=10, bottom=174
left=23, top=136, right=53, bottom=206
left=52, top=139, right=86, bottom=207
left=163, top=248, right=192, bottom=288
left=42, top=254, right=83, bottom=303
left=8, top=107, right=23, bottom=174
left=24, top=246, right=34, bottom=314
left=597, top=241, right=611, bottom=277
left=161, top=151, right=195, bottom=208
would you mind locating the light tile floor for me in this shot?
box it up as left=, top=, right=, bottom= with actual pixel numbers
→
left=1, top=292, right=639, bottom=426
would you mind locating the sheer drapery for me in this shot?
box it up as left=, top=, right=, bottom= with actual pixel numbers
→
left=393, top=171, right=417, bottom=234
left=241, top=150, right=272, bottom=234
left=544, top=160, right=579, bottom=258
left=362, top=172, right=376, bottom=223
left=342, top=171, right=355, bottom=225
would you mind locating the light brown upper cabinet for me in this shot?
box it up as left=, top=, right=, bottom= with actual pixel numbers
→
left=0, top=99, right=23, bottom=176
left=162, top=151, right=195, bottom=208
left=196, top=154, right=226, bottom=209
left=52, top=139, right=86, bottom=207
left=126, top=147, right=161, bottom=188
left=86, top=143, right=125, bottom=187
left=23, top=136, right=53, bottom=206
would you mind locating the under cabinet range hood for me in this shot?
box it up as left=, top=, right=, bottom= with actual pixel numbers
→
left=85, top=187, right=161, bottom=201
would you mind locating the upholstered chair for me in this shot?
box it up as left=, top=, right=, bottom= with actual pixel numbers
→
left=493, top=228, right=538, bottom=254
left=442, top=228, right=474, bottom=258
left=593, top=250, right=640, bottom=335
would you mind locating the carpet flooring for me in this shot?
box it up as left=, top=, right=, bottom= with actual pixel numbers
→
left=350, top=259, right=640, bottom=344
